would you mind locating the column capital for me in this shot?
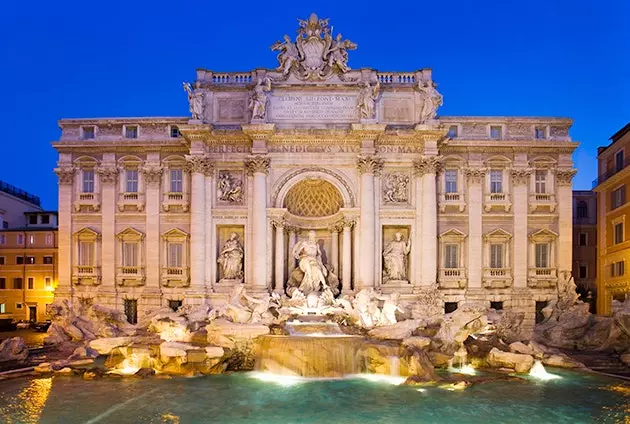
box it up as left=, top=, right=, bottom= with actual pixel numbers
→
left=245, top=155, right=271, bottom=175
left=356, top=155, right=384, bottom=175
left=140, top=165, right=164, bottom=185
left=554, top=167, right=577, bottom=186
left=185, top=155, right=214, bottom=176
left=271, top=218, right=286, bottom=229
left=413, top=156, right=442, bottom=176
left=54, top=166, right=76, bottom=185
left=96, top=166, right=119, bottom=184
left=510, top=168, right=533, bottom=185
left=328, top=221, right=344, bottom=233
left=342, top=217, right=356, bottom=229
left=284, top=224, right=300, bottom=233
left=463, top=167, right=487, bottom=184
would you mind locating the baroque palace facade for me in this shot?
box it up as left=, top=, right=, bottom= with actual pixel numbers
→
left=53, top=14, right=577, bottom=329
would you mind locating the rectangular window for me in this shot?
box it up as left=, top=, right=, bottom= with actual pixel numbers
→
left=43, top=256, right=53, bottom=264
left=535, top=127, right=546, bottom=139
left=612, top=186, right=626, bottom=209
left=578, top=265, right=587, bottom=279
left=490, top=244, right=504, bottom=268
left=46, top=233, right=53, bottom=245
left=444, top=244, right=459, bottom=268
left=579, top=233, right=588, bottom=246
left=125, top=170, right=139, bottom=193
left=615, top=222, right=624, bottom=244
left=490, top=170, right=503, bottom=193
left=41, top=215, right=50, bottom=224
left=490, top=301, right=503, bottom=310
left=490, top=126, right=502, bottom=139
left=447, top=125, right=458, bottom=138
left=122, top=242, right=138, bottom=267
left=0, top=278, right=5, bottom=289
left=0, top=257, right=4, bottom=265
left=611, top=261, right=625, bottom=277
left=0, top=303, right=4, bottom=313
left=78, top=242, right=94, bottom=266
left=535, top=243, right=549, bottom=268
left=170, top=126, right=180, bottom=138
left=0, top=234, right=4, bottom=245
left=82, top=126, right=95, bottom=139
left=29, top=215, right=37, bottom=225
left=16, top=303, right=22, bottom=309
left=13, top=278, right=23, bottom=290
left=17, top=234, right=24, bottom=245
left=168, top=243, right=183, bottom=267
left=535, top=171, right=547, bottom=194
left=170, top=169, right=183, bottom=193
left=27, top=277, right=34, bottom=290
left=26, top=256, right=35, bottom=264
left=125, top=125, right=138, bottom=139
left=29, top=234, right=35, bottom=244
left=45, top=277, right=52, bottom=290
left=16, top=256, right=24, bottom=265
left=616, top=150, right=624, bottom=172
left=444, top=170, right=457, bottom=194
left=124, top=299, right=138, bottom=324
left=82, top=170, right=95, bottom=193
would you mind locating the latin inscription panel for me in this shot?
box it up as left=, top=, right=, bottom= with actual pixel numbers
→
left=269, top=94, right=359, bottom=122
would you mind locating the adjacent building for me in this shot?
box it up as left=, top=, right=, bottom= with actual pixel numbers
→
left=52, top=14, right=577, bottom=332
left=572, top=190, right=597, bottom=293
left=594, top=122, right=630, bottom=315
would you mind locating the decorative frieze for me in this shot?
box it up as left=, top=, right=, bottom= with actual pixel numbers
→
left=245, top=155, right=271, bottom=175
left=510, top=168, right=532, bottom=185
left=356, top=155, right=384, bottom=175
left=96, top=166, right=119, bottom=184
left=54, top=167, right=76, bottom=185
left=464, top=167, right=487, bottom=184
left=413, top=156, right=442, bottom=176
left=185, top=155, right=214, bottom=175
left=140, top=165, right=164, bottom=185
left=554, top=168, right=577, bottom=186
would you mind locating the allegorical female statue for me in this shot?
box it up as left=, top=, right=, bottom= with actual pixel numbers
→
left=416, top=80, right=443, bottom=123
left=249, top=78, right=272, bottom=120
left=382, top=232, right=411, bottom=282
left=291, top=230, right=329, bottom=295
left=217, top=232, right=244, bottom=280
left=183, top=82, right=204, bottom=121
left=357, top=81, right=380, bottom=119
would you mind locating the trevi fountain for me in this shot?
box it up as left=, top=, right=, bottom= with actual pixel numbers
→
left=1, top=13, right=629, bottom=424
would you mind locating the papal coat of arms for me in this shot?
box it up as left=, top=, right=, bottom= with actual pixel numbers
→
left=271, top=13, right=357, bottom=81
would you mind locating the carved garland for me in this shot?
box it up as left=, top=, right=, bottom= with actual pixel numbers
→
left=185, top=155, right=214, bottom=176
left=54, top=167, right=76, bottom=185
left=413, top=156, right=442, bottom=176
left=96, top=166, right=119, bottom=184
left=510, top=168, right=532, bottom=185
left=554, top=168, right=577, bottom=186
left=245, top=155, right=271, bottom=175
left=356, top=155, right=384, bottom=175
left=463, top=167, right=487, bottom=184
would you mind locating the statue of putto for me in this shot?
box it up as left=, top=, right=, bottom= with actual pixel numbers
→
left=270, top=13, right=357, bottom=81
left=217, top=172, right=243, bottom=204
left=416, top=80, right=443, bottom=123
left=382, top=232, right=411, bottom=283
left=357, top=81, right=380, bottom=119
left=287, top=230, right=339, bottom=298
left=183, top=82, right=204, bottom=121
left=217, top=232, right=244, bottom=281
left=249, top=78, right=272, bottom=121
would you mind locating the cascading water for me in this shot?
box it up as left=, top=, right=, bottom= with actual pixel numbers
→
left=529, top=360, right=560, bottom=380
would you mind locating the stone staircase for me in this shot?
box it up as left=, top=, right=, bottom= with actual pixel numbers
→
left=563, top=350, right=630, bottom=379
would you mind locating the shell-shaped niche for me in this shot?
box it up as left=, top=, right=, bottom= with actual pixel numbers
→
left=284, top=178, right=343, bottom=217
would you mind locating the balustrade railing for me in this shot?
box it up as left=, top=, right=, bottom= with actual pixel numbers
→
left=211, top=73, right=253, bottom=84
left=377, top=73, right=416, bottom=84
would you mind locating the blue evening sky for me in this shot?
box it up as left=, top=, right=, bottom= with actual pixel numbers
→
left=1, top=0, right=628, bottom=209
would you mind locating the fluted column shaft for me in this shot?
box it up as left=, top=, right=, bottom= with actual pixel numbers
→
left=204, top=173, right=214, bottom=292
left=246, top=156, right=270, bottom=291
left=186, top=155, right=211, bottom=292
left=342, top=220, right=353, bottom=293
left=357, top=156, right=382, bottom=289
left=511, top=169, right=530, bottom=288
left=274, top=221, right=285, bottom=294
left=287, top=227, right=297, bottom=272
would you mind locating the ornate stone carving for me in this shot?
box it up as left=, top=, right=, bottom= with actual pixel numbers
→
left=342, top=217, right=356, bottom=228
left=510, top=168, right=532, bottom=185
left=245, top=155, right=270, bottom=175
left=327, top=221, right=344, bottom=233
left=270, top=13, right=357, bottom=81
left=413, top=156, right=442, bottom=176
left=416, top=80, right=443, bottom=123
left=271, top=218, right=286, bottom=229
left=217, top=232, right=244, bottom=280
left=554, top=168, right=577, bottom=186
left=249, top=78, right=272, bottom=121
left=383, top=172, right=410, bottom=204
left=217, top=171, right=244, bottom=203
left=96, top=166, right=119, bottom=184
left=464, top=167, right=487, bottom=184
left=185, top=155, right=213, bottom=175
left=356, top=155, right=383, bottom=175
left=140, top=165, right=163, bottom=185
left=183, top=82, right=204, bottom=121
left=54, top=167, right=76, bottom=185
left=357, top=82, right=380, bottom=120
left=382, top=232, right=411, bottom=283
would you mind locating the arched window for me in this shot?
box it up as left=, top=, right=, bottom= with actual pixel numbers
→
left=577, top=201, right=588, bottom=218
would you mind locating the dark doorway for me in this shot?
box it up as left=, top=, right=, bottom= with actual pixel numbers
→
left=124, top=299, right=138, bottom=324
left=28, top=306, right=37, bottom=322
left=535, top=301, right=549, bottom=324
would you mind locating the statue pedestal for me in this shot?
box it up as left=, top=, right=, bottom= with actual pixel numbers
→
left=214, top=278, right=243, bottom=294
left=380, top=280, right=413, bottom=294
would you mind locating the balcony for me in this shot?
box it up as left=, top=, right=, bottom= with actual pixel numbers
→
left=116, top=266, right=145, bottom=286
left=484, top=192, right=512, bottom=212
left=117, top=192, right=145, bottom=212
left=162, top=192, right=189, bottom=212
left=438, top=192, right=466, bottom=213
left=74, top=192, right=100, bottom=212
left=161, top=267, right=190, bottom=288
left=438, top=268, right=467, bottom=289
left=72, top=265, right=101, bottom=286
left=592, top=156, right=630, bottom=187
left=529, top=193, right=556, bottom=213
left=527, top=267, right=557, bottom=289
left=482, top=267, right=512, bottom=289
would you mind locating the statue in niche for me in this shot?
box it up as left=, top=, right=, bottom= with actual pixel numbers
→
left=217, top=172, right=243, bottom=203
left=357, top=81, right=380, bottom=119
left=383, top=173, right=410, bottom=203
left=183, top=82, right=204, bottom=121
left=382, top=232, right=411, bottom=283
left=217, top=232, right=244, bottom=280
left=249, top=78, right=272, bottom=120
left=416, top=80, right=443, bottom=123
left=271, top=35, right=301, bottom=76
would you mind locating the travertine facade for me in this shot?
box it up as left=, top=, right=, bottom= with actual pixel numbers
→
left=52, top=14, right=577, bottom=330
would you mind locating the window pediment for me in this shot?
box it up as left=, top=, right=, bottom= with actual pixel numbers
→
left=529, top=228, right=558, bottom=242
left=74, top=156, right=99, bottom=168
left=116, top=227, right=145, bottom=241
left=484, top=228, right=512, bottom=242
left=529, top=156, right=556, bottom=170
left=439, top=228, right=467, bottom=242
left=162, top=228, right=189, bottom=241
left=117, top=155, right=143, bottom=170
left=73, top=227, right=100, bottom=241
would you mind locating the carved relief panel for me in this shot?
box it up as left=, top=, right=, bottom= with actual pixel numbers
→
left=382, top=171, right=411, bottom=206
left=216, top=170, right=245, bottom=205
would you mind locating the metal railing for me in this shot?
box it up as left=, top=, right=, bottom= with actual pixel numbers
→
left=592, top=156, right=630, bottom=187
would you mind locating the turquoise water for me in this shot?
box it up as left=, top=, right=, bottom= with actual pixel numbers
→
left=0, top=370, right=628, bottom=423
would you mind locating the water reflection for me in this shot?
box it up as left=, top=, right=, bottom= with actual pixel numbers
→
left=0, top=377, right=52, bottom=423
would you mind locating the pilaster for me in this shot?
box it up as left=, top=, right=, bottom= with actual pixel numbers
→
left=511, top=168, right=531, bottom=288
left=356, top=155, right=383, bottom=289
left=465, top=167, right=486, bottom=289
left=96, top=164, right=118, bottom=307
left=54, top=166, right=76, bottom=299
left=245, top=154, right=271, bottom=292
left=414, top=156, right=441, bottom=287
left=555, top=168, right=576, bottom=272
left=140, top=164, right=163, bottom=300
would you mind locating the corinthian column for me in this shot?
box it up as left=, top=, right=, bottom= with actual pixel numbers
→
left=357, top=155, right=383, bottom=289
left=341, top=218, right=355, bottom=293
left=511, top=168, right=531, bottom=288
left=464, top=167, right=486, bottom=289
left=328, top=222, right=342, bottom=277
left=414, top=156, right=441, bottom=286
left=555, top=168, right=576, bottom=273
left=185, top=155, right=212, bottom=295
left=273, top=220, right=285, bottom=294
left=54, top=166, right=76, bottom=300
left=246, top=155, right=270, bottom=292
left=140, top=164, right=163, bottom=297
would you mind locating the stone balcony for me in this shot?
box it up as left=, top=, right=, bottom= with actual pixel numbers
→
left=74, top=192, right=100, bottom=213
left=438, top=192, right=466, bottom=213
left=482, top=267, right=512, bottom=289
left=116, top=266, right=145, bottom=286
left=484, top=193, right=512, bottom=212
left=529, top=193, right=556, bottom=213
left=162, top=192, right=190, bottom=212
left=117, top=192, right=145, bottom=212
left=527, top=267, right=558, bottom=288
left=72, top=265, right=101, bottom=285
left=161, top=267, right=190, bottom=288
left=438, top=268, right=467, bottom=289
